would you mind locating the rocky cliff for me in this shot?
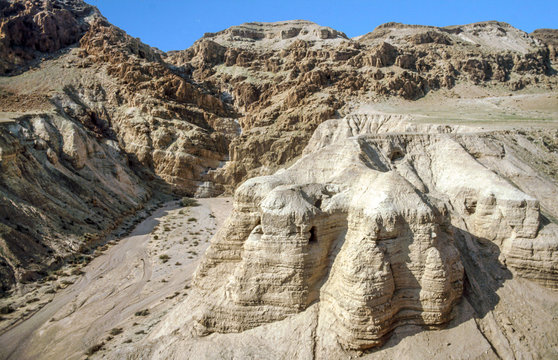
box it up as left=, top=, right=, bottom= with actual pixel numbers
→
left=167, top=20, right=557, bottom=190
left=187, top=114, right=556, bottom=349
left=0, top=0, right=238, bottom=293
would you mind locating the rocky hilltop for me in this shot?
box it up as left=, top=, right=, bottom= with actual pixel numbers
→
left=0, top=0, right=557, bottom=358
left=164, top=20, right=558, bottom=193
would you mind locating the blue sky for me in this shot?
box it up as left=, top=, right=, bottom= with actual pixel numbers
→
left=85, top=0, right=557, bottom=52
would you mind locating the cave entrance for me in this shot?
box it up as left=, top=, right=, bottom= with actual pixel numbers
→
left=309, top=226, right=317, bottom=244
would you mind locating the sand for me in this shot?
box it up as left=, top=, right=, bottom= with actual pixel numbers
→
left=0, top=197, right=233, bottom=360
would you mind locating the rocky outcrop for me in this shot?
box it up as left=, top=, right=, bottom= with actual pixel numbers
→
left=0, top=0, right=99, bottom=75
left=191, top=114, right=558, bottom=351
left=166, top=20, right=557, bottom=190
left=0, top=0, right=556, bottom=300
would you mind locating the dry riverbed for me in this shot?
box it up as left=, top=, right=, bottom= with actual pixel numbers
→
left=0, top=197, right=232, bottom=360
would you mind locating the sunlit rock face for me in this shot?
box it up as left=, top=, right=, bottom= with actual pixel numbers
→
left=192, top=114, right=556, bottom=349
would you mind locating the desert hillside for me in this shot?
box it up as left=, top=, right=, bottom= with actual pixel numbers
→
left=0, top=1, right=557, bottom=359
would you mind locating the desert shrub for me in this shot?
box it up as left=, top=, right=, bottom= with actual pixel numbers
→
left=86, top=343, right=104, bottom=355
left=159, top=254, right=170, bottom=263
left=188, top=218, right=197, bottom=222
left=135, top=309, right=150, bottom=316
left=0, top=305, right=15, bottom=314
left=180, top=197, right=199, bottom=207
left=71, top=268, right=84, bottom=276
left=110, top=327, right=123, bottom=336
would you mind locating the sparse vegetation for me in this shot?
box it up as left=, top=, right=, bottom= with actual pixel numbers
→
left=0, top=305, right=15, bottom=314
left=159, top=254, right=170, bottom=263
left=86, top=342, right=104, bottom=355
left=180, top=197, right=199, bottom=207
left=135, top=309, right=150, bottom=316
left=109, top=327, right=123, bottom=336
left=188, top=217, right=197, bottom=222
left=71, top=268, right=84, bottom=276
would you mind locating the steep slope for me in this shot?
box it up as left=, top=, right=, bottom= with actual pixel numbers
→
left=0, top=0, right=237, bottom=294
left=531, top=28, right=558, bottom=61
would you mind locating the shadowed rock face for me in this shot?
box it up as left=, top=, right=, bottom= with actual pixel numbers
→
left=193, top=114, right=558, bottom=350
left=0, top=113, right=149, bottom=293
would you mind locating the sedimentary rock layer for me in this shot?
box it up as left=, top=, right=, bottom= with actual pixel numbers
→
left=193, top=114, right=558, bottom=349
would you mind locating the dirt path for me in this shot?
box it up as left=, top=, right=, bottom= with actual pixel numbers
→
left=0, top=197, right=232, bottom=360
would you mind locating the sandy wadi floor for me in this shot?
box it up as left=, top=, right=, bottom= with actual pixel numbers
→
left=0, top=197, right=233, bottom=360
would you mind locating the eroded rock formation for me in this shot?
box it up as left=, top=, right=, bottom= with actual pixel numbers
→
left=191, top=114, right=558, bottom=350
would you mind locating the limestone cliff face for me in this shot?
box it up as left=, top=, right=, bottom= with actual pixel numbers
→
left=192, top=114, right=558, bottom=350
left=0, top=0, right=557, bottom=301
